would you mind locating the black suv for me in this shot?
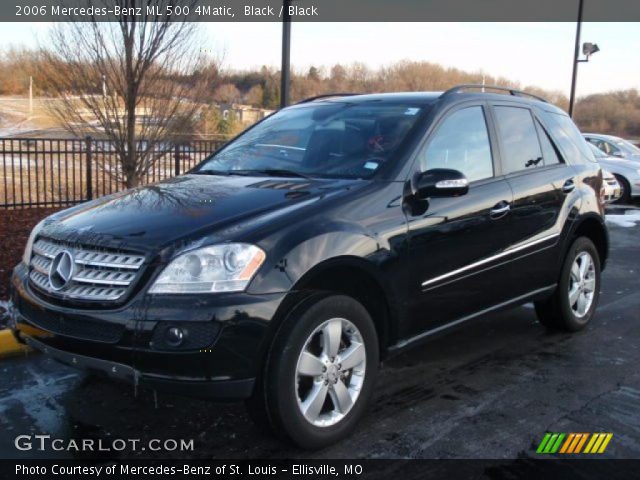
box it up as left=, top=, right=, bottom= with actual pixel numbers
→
left=10, top=85, right=608, bottom=449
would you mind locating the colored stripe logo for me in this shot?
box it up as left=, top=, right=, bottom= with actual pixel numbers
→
left=536, top=433, right=613, bottom=454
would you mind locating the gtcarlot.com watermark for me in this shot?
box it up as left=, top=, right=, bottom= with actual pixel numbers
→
left=15, top=434, right=194, bottom=453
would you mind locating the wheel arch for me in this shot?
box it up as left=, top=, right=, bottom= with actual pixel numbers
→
left=569, top=214, right=609, bottom=270
left=286, top=256, right=399, bottom=359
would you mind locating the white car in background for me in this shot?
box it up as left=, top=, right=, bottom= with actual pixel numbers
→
left=601, top=169, right=621, bottom=203
left=584, top=133, right=640, bottom=160
left=588, top=143, right=640, bottom=204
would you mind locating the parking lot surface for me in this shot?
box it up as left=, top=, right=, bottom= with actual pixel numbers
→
left=1, top=208, right=639, bottom=460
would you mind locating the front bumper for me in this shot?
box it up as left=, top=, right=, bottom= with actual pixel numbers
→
left=10, top=263, right=288, bottom=400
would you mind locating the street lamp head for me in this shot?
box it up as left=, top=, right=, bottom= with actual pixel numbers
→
left=582, top=42, right=600, bottom=57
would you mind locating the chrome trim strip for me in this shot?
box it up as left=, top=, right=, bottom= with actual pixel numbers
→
left=72, top=276, right=131, bottom=286
left=32, top=246, right=55, bottom=259
left=74, top=259, right=142, bottom=270
left=421, top=233, right=560, bottom=288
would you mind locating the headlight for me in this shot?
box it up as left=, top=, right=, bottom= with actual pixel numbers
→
left=149, top=243, right=266, bottom=294
left=22, top=220, right=45, bottom=265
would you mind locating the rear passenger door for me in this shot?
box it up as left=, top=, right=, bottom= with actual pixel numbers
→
left=490, top=102, right=577, bottom=296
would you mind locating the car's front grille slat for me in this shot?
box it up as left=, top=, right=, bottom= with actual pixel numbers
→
left=29, top=238, right=145, bottom=302
left=32, top=242, right=60, bottom=259
left=31, top=255, right=52, bottom=275
left=73, top=270, right=135, bottom=286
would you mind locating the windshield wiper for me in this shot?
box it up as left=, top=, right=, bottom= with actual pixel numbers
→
left=191, top=169, right=233, bottom=176
left=193, top=168, right=315, bottom=180
left=231, top=169, right=314, bottom=180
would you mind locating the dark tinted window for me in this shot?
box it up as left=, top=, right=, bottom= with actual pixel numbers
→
left=198, top=102, right=424, bottom=179
left=546, top=113, right=596, bottom=163
left=535, top=120, right=562, bottom=166
left=494, top=106, right=543, bottom=173
left=421, top=106, right=493, bottom=182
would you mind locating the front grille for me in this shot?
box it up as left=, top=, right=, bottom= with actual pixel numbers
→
left=29, top=238, right=145, bottom=302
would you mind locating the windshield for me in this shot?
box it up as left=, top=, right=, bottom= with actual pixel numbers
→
left=196, top=102, right=425, bottom=179
left=588, top=143, right=606, bottom=158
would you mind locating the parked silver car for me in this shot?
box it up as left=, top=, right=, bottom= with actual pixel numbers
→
left=584, top=133, right=640, bottom=160
left=588, top=143, right=640, bottom=203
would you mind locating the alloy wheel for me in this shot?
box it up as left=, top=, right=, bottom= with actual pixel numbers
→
left=295, top=318, right=366, bottom=427
left=568, top=251, right=596, bottom=318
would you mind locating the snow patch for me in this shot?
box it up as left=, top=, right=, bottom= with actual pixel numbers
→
left=0, top=300, right=10, bottom=328
left=606, top=211, right=640, bottom=228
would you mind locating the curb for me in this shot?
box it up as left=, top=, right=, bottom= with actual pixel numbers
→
left=0, top=329, right=31, bottom=359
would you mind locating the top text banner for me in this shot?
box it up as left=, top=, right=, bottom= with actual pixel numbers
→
left=7, top=0, right=640, bottom=22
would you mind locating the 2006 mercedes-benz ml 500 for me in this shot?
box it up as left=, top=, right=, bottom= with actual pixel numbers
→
left=10, top=85, right=608, bottom=448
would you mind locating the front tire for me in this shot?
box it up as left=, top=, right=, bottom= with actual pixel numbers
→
left=534, top=237, right=601, bottom=332
left=251, top=293, right=379, bottom=449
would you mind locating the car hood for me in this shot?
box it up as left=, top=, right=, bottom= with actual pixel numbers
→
left=41, top=174, right=358, bottom=252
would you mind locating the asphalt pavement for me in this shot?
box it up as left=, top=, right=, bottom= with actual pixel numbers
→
left=1, top=207, right=639, bottom=460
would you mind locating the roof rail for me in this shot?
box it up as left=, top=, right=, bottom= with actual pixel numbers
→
left=441, top=84, right=549, bottom=103
left=295, top=93, right=359, bottom=104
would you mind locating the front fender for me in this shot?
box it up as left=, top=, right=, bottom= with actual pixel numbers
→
left=247, top=224, right=385, bottom=294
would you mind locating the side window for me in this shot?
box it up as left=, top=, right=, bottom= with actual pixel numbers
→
left=544, top=112, right=596, bottom=163
left=535, top=120, right=563, bottom=166
left=603, top=141, right=621, bottom=156
left=421, top=106, right=493, bottom=183
left=587, top=137, right=609, bottom=154
left=493, top=106, right=543, bottom=174
left=589, top=138, right=613, bottom=155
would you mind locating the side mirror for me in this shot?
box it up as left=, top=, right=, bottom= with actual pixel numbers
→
left=611, top=151, right=624, bottom=158
left=413, top=168, right=469, bottom=199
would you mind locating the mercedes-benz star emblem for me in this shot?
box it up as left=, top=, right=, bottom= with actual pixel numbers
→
left=49, top=250, right=75, bottom=291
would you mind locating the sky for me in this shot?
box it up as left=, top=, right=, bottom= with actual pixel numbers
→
left=2, top=22, right=639, bottom=97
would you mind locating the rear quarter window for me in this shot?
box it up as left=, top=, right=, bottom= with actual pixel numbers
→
left=543, top=112, right=596, bottom=164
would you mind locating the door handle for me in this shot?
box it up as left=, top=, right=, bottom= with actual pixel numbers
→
left=562, top=180, right=576, bottom=194
left=489, top=201, right=511, bottom=219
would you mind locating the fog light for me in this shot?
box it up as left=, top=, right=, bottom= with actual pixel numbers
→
left=165, top=327, right=185, bottom=347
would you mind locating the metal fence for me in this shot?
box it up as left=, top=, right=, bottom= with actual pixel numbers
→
left=0, top=137, right=226, bottom=209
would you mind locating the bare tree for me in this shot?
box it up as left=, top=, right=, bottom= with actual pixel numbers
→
left=40, top=1, right=217, bottom=188
left=213, top=83, right=241, bottom=104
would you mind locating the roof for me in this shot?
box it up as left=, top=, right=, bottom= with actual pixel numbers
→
left=295, top=87, right=563, bottom=113
left=301, top=91, right=444, bottom=105
left=583, top=133, right=622, bottom=141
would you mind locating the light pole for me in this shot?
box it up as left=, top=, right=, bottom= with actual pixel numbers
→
left=280, top=0, right=292, bottom=109
left=568, top=0, right=600, bottom=117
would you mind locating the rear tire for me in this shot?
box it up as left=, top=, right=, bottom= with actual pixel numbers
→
left=614, top=175, right=631, bottom=204
left=534, top=237, right=601, bottom=332
left=247, top=293, right=379, bottom=449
